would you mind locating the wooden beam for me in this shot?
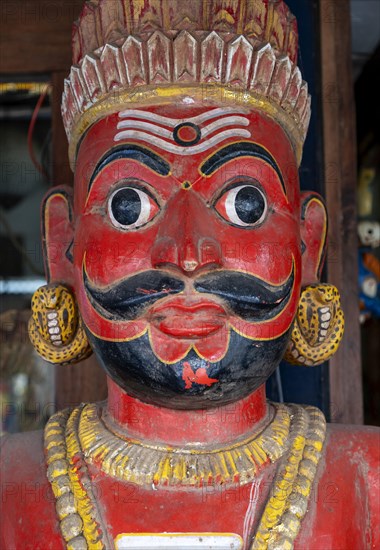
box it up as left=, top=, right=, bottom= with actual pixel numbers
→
left=0, top=0, right=83, bottom=74
left=320, top=0, right=363, bottom=424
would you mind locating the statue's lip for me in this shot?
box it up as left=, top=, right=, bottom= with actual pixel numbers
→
left=149, top=297, right=227, bottom=315
left=149, top=298, right=227, bottom=338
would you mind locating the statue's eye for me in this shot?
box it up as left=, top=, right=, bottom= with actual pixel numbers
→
left=108, top=186, right=159, bottom=229
left=214, top=184, right=267, bottom=227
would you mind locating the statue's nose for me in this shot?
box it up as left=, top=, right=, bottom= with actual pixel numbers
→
left=151, top=189, right=222, bottom=274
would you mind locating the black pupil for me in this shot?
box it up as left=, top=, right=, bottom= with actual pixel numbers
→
left=235, top=186, right=265, bottom=224
left=111, top=188, right=141, bottom=226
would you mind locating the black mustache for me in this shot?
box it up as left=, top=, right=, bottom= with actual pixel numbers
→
left=84, top=269, right=185, bottom=319
left=84, top=266, right=294, bottom=322
left=194, top=268, right=294, bottom=321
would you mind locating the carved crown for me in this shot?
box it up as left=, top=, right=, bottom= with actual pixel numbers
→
left=63, top=0, right=311, bottom=166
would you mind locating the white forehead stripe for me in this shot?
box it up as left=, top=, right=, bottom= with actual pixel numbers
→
left=116, top=116, right=249, bottom=141
left=201, top=116, right=249, bottom=137
left=114, top=129, right=251, bottom=154
left=114, top=108, right=251, bottom=154
left=117, top=119, right=174, bottom=139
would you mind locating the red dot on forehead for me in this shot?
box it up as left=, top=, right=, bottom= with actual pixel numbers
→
left=178, top=125, right=197, bottom=142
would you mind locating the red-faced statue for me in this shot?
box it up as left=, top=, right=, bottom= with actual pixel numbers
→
left=1, top=2, right=379, bottom=550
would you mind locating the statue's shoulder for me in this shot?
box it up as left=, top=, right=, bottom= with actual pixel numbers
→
left=296, top=420, right=380, bottom=549
left=323, top=422, right=380, bottom=496
left=0, top=429, right=64, bottom=550
left=325, top=420, right=380, bottom=459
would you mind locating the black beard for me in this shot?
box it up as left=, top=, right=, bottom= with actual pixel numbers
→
left=86, top=327, right=292, bottom=410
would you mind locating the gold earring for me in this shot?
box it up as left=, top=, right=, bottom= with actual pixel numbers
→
left=284, top=284, right=344, bottom=366
left=28, top=283, right=92, bottom=366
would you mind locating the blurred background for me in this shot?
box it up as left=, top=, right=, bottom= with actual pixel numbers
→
left=0, top=0, right=379, bottom=434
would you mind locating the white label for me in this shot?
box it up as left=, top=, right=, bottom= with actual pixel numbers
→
left=115, top=533, right=243, bottom=550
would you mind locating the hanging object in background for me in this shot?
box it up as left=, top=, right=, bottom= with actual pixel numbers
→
left=358, top=143, right=380, bottom=221
left=358, top=220, right=380, bottom=248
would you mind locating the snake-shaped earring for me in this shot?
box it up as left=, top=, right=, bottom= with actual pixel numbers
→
left=284, top=283, right=345, bottom=366
left=28, top=283, right=92, bottom=365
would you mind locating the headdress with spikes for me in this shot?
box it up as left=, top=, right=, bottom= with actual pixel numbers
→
left=63, top=0, right=311, bottom=167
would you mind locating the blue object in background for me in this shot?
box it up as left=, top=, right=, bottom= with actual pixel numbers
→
left=358, top=250, right=380, bottom=318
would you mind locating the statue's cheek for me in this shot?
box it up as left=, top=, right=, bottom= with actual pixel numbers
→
left=74, top=213, right=159, bottom=285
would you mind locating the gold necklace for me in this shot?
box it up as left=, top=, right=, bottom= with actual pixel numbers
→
left=79, top=402, right=290, bottom=487
left=45, top=402, right=325, bottom=550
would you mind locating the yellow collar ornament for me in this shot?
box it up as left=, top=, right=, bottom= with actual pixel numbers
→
left=45, top=402, right=326, bottom=549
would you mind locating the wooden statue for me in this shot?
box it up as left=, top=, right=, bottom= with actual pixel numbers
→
left=1, top=1, right=379, bottom=549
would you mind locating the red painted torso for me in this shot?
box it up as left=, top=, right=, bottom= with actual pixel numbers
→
left=2, top=419, right=379, bottom=550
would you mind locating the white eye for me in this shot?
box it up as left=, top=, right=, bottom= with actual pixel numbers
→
left=108, top=187, right=158, bottom=229
left=216, top=184, right=267, bottom=227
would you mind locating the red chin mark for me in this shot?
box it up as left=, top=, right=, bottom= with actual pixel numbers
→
left=148, top=323, right=230, bottom=364
left=182, top=362, right=219, bottom=389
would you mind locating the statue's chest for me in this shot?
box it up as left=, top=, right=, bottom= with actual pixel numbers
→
left=89, top=472, right=276, bottom=550
left=45, top=404, right=328, bottom=549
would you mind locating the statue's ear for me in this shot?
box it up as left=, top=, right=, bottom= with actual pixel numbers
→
left=300, top=192, right=328, bottom=286
left=41, top=186, right=75, bottom=286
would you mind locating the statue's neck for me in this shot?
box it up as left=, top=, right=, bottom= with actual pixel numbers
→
left=106, top=378, right=268, bottom=446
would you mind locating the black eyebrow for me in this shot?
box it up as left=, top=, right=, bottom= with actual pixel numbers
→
left=200, top=142, right=286, bottom=196
left=88, top=144, right=171, bottom=192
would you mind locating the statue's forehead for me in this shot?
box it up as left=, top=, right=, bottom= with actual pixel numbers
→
left=115, top=105, right=251, bottom=155
left=76, top=104, right=298, bottom=185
